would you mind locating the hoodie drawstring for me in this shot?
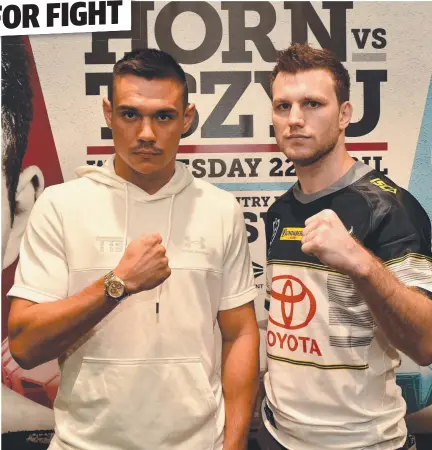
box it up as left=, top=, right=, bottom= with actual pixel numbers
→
left=123, top=183, right=129, bottom=251
left=156, top=194, right=175, bottom=321
left=122, top=180, right=175, bottom=322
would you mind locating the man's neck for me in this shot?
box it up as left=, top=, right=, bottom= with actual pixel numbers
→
left=114, top=155, right=176, bottom=195
left=295, top=141, right=355, bottom=195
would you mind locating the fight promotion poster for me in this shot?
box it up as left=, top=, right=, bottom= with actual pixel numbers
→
left=1, top=1, right=431, bottom=447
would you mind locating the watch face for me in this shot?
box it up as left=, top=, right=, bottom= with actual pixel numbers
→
left=108, top=280, right=125, bottom=298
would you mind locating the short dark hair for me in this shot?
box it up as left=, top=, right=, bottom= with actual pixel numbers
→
left=270, top=43, right=350, bottom=104
left=113, top=48, right=188, bottom=108
left=1, top=36, right=33, bottom=222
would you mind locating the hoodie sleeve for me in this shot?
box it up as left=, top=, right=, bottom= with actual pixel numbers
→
left=8, top=187, right=69, bottom=303
left=219, top=198, right=258, bottom=311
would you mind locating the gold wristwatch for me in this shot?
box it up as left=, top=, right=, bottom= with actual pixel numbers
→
left=104, top=271, right=129, bottom=302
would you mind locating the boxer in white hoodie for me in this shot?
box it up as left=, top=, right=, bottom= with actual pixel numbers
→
left=7, top=48, right=260, bottom=450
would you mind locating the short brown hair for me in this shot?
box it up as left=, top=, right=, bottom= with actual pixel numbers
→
left=270, top=43, right=350, bottom=104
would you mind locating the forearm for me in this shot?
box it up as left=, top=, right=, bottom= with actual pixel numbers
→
left=406, top=406, right=432, bottom=434
left=8, top=278, right=117, bottom=369
left=350, top=247, right=432, bottom=365
left=222, top=332, right=260, bottom=450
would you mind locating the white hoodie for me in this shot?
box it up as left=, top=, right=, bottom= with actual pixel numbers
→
left=9, top=156, right=257, bottom=450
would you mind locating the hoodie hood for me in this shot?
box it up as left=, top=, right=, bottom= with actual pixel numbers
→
left=75, top=154, right=193, bottom=201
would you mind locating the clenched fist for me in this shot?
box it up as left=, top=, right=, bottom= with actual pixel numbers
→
left=113, top=233, right=171, bottom=294
left=301, top=209, right=371, bottom=277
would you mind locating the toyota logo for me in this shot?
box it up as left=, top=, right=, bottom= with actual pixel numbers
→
left=269, top=275, right=316, bottom=330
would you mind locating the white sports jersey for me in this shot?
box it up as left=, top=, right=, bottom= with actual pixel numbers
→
left=263, top=162, right=432, bottom=450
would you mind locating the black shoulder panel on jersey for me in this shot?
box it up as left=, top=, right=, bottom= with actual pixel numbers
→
left=352, top=170, right=432, bottom=262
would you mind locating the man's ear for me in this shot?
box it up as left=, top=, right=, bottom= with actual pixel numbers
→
left=339, top=101, right=353, bottom=131
left=102, top=97, right=113, bottom=129
left=3, top=166, right=44, bottom=268
left=182, top=103, right=196, bottom=134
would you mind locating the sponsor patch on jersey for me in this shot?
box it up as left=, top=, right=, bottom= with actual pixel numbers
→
left=280, top=227, right=304, bottom=240
left=370, top=178, right=397, bottom=194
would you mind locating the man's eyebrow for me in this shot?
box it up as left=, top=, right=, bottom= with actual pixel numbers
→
left=303, top=95, right=328, bottom=103
left=116, top=105, right=178, bottom=115
left=272, top=97, right=289, bottom=104
left=272, top=94, right=328, bottom=104
left=116, top=105, right=139, bottom=111
left=155, top=108, right=178, bottom=114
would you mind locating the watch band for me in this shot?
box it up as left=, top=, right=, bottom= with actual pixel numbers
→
left=104, top=270, right=129, bottom=302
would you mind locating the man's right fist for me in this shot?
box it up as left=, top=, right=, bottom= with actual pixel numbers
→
left=113, top=233, right=171, bottom=294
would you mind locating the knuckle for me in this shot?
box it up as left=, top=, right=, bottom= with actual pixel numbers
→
left=151, top=233, right=162, bottom=244
left=321, top=210, right=334, bottom=221
left=301, top=243, right=311, bottom=254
